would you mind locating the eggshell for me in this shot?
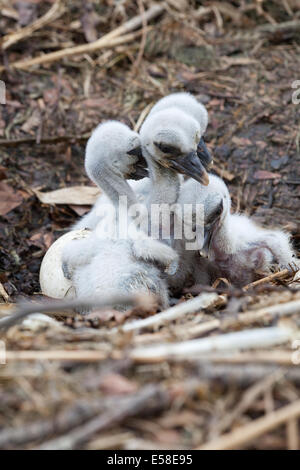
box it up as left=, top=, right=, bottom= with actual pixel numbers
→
left=39, top=229, right=90, bottom=299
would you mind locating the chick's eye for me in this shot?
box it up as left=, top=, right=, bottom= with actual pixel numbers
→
left=215, top=205, right=223, bottom=217
left=154, top=142, right=180, bottom=155
left=127, top=146, right=143, bottom=157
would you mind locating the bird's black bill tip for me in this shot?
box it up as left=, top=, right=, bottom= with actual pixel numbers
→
left=130, top=166, right=149, bottom=180
left=127, top=148, right=148, bottom=180
left=127, top=146, right=143, bottom=158
left=202, top=199, right=224, bottom=253
left=197, top=137, right=213, bottom=170
left=169, top=151, right=210, bottom=186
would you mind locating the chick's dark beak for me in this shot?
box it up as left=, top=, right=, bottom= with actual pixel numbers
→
left=169, top=150, right=209, bottom=186
left=202, top=227, right=214, bottom=256
left=127, top=146, right=143, bottom=158
left=131, top=165, right=148, bottom=180
left=127, top=146, right=148, bottom=180
left=197, top=137, right=212, bottom=170
left=202, top=200, right=224, bottom=254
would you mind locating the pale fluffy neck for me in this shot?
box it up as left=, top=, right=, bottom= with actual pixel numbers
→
left=211, top=214, right=232, bottom=259
left=143, top=148, right=181, bottom=242
left=143, top=148, right=181, bottom=206
left=96, top=166, right=138, bottom=209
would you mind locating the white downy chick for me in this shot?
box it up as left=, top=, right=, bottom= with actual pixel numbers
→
left=198, top=174, right=298, bottom=287
left=148, top=92, right=212, bottom=170
left=62, top=121, right=179, bottom=311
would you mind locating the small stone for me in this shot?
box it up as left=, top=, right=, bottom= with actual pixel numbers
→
left=147, top=65, right=167, bottom=79
left=270, top=155, right=289, bottom=170
left=232, top=148, right=244, bottom=160
left=215, top=144, right=231, bottom=159
left=197, top=94, right=210, bottom=104
left=253, top=170, right=281, bottom=180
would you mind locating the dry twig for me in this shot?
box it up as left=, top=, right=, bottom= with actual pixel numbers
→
left=1, top=0, right=65, bottom=50
left=0, top=294, right=139, bottom=331
left=0, top=4, right=164, bottom=72
left=132, top=297, right=300, bottom=344
left=37, top=385, right=169, bottom=450
left=131, top=325, right=297, bottom=363
left=197, top=399, right=300, bottom=450
left=0, top=283, right=9, bottom=302
left=243, top=269, right=292, bottom=291
left=114, top=293, right=219, bottom=334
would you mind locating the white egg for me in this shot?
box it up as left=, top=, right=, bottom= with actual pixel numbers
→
left=39, top=229, right=90, bottom=299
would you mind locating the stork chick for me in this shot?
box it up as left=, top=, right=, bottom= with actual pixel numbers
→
left=74, top=121, right=146, bottom=230
left=139, top=106, right=209, bottom=204
left=62, top=121, right=178, bottom=311
left=198, top=175, right=298, bottom=287
left=165, top=176, right=225, bottom=294
left=149, top=92, right=212, bottom=170
left=62, top=230, right=177, bottom=312
left=75, top=108, right=210, bottom=232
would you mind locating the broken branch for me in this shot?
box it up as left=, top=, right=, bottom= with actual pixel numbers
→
left=197, top=399, right=300, bottom=450
left=0, top=4, right=164, bottom=72
left=1, top=0, right=65, bottom=50
left=0, top=293, right=139, bottom=331
left=115, top=293, right=219, bottom=334
left=131, top=324, right=296, bottom=363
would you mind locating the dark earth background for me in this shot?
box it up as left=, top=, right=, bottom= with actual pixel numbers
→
left=0, top=0, right=299, bottom=299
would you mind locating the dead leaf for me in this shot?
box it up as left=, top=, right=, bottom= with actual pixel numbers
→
left=5, top=100, right=23, bottom=109
left=15, top=1, right=37, bottom=27
left=99, top=373, right=138, bottom=395
left=0, top=166, right=7, bottom=180
left=253, top=170, right=281, bottom=180
left=213, top=166, right=235, bottom=182
left=21, top=108, right=41, bottom=134
left=29, top=231, right=54, bottom=250
left=33, top=186, right=100, bottom=205
left=43, top=232, right=53, bottom=249
left=81, top=98, right=114, bottom=108
left=43, top=88, right=59, bottom=106
left=232, top=136, right=252, bottom=146
left=0, top=182, right=23, bottom=216
left=0, top=282, right=9, bottom=302
left=256, top=140, right=268, bottom=149
left=81, top=4, right=100, bottom=43
left=69, top=205, right=91, bottom=216
left=209, top=98, right=224, bottom=107
left=154, top=429, right=181, bottom=445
